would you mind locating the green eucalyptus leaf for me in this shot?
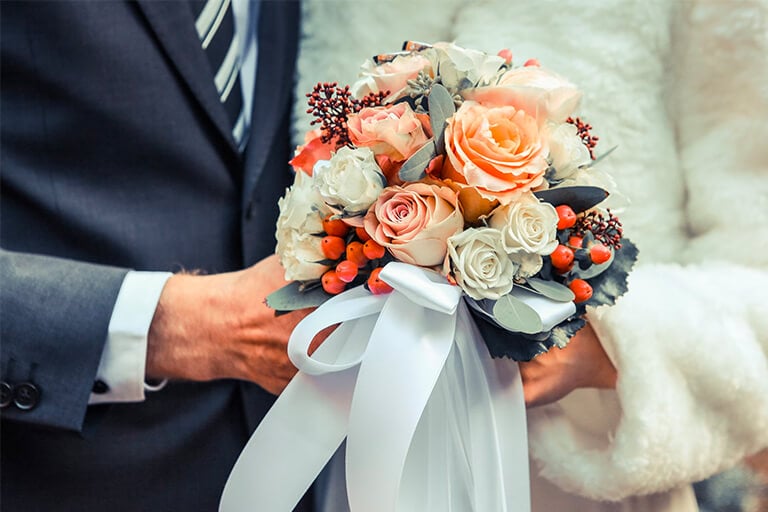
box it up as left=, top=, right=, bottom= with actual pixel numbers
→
left=398, top=139, right=436, bottom=182
left=534, top=186, right=609, bottom=213
left=585, top=238, right=639, bottom=308
left=592, top=145, right=618, bottom=166
left=427, top=84, right=455, bottom=154
left=525, top=277, right=575, bottom=302
left=266, top=281, right=332, bottom=313
left=492, top=294, right=543, bottom=334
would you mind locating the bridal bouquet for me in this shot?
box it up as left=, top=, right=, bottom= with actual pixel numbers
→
left=272, top=40, right=636, bottom=360
left=221, top=42, right=636, bottom=512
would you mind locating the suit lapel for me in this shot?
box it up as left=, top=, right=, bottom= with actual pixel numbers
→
left=241, top=0, right=299, bottom=207
left=135, top=0, right=238, bottom=154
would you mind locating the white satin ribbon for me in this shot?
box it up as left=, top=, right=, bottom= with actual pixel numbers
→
left=220, top=262, right=531, bottom=512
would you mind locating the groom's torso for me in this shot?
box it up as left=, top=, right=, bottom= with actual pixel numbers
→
left=0, top=1, right=301, bottom=510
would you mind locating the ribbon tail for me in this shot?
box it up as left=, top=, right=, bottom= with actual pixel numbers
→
left=345, top=291, right=458, bottom=512
left=456, top=304, right=531, bottom=512
left=220, top=316, right=377, bottom=512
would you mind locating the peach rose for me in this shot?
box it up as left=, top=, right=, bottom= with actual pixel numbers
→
left=348, top=103, right=430, bottom=163
left=350, top=54, right=432, bottom=102
left=463, top=66, right=581, bottom=122
left=442, top=100, right=549, bottom=205
left=364, top=183, right=463, bottom=267
left=289, top=129, right=334, bottom=175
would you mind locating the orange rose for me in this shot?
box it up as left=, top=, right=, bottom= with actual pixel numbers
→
left=463, top=66, right=581, bottom=122
left=347, top=103, right=430, bottom=163
left=363, top=183, right=463, bottom=267
left=442, top=100, right=548, bottom=205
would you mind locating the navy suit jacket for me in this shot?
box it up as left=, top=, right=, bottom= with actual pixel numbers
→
left=0, top=1, right=309, bottom=510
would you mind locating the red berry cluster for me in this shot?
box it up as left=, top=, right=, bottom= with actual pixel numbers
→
left=306, top=82, right=389, bottom=148
left=549, top=205, right=617, bottom=303
left=319, top=215, right=393, bottom=296
left=571, top=209, right=623, bottom=250
left=565, top=117, right=599, bottom=160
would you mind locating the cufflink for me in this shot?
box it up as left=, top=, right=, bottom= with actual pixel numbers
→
left=92, top=380, right=110, bottom=394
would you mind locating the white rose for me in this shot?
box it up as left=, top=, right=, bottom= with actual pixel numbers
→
left=313, top=147, right=385, bottom=215
left=548, top=123, right=591, bottom=180
left=447, top=227, right=516, bottom=300
left=488, top=194, right=559, bottom=255
left=275, top=171, right=332, bottom=281
left=509, top=252, right=543, bottom=279
left=277, top=231, right=329, bottom=282
left=426, top=43, right=506, bottom=92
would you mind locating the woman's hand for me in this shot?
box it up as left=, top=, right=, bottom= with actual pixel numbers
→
left=519, top=322, right=617, bottom=408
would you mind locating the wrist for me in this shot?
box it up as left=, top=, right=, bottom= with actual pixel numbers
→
left=146, top=272, right=239, bottom=381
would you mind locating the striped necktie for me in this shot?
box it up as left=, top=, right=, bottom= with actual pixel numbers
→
left=189, top=0, right=248, bottom=150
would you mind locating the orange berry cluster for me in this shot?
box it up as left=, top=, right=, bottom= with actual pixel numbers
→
left=550, top=205, right=615, bottom=303
left=319, top=215, right=393, bottom=296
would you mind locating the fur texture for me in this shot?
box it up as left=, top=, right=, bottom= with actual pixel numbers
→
left=295, top=0, right=768, bottom=505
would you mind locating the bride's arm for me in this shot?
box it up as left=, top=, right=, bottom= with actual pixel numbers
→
left=450, top=0, right=768, bottom=500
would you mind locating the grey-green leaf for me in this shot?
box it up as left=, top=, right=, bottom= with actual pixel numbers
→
left=427, top=83, right=455, bottom=154
left=526, top=278, right=575, bottom=302
left=492, top=294, right=543, bottom=334
left=266, top=282, right=331, bottom=312
left=534, top=186, right=609, bottom=213
left=398, top=139, right=436, bottom=182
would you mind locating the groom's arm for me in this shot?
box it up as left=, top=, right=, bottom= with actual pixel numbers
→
left=0, top=249, right=128, bottom=430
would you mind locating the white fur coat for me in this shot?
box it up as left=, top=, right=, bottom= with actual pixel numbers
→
left=294, top=0, right=768, bottom=508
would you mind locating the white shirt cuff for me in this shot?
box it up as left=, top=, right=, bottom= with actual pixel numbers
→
left=89, top=271, right=172, bottom=405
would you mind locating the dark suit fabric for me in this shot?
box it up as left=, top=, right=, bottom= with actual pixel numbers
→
left=0, top=1, right=307, bottom=510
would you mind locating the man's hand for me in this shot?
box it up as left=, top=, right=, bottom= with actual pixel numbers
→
left=519, top=323, right=617, bottom=408
left=146, top=255, right=321, bottom=395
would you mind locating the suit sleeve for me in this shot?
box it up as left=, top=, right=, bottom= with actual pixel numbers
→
left=0, top=249, right=128, bottom=431
left=524, top=0, right=768, bottom=500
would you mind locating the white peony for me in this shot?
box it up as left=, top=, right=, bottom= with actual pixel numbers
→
left=275, top=171, right=332, bottom=281
left=548, top=123, right=591, bottom=180
left=488, top=193, right=559, bottom=255
left=447, top=227, right=516, bottom=300
left=313, top=147, right=385, bottom=215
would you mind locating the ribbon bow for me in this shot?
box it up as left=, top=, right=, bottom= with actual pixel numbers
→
left=220, top=262, right=531, bottom=512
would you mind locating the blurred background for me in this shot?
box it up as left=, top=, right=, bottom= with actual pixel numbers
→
left=695, top=451, right=767, bottom=511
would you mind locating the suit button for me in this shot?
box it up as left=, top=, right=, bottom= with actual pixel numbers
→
left=92, top=380, right=109, bottom=394
left=0, top=381, right=12, bottom=408
left=13, top=382, right=40, bottom=410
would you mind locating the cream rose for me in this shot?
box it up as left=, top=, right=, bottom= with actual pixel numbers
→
left=275, top=171, right=332, bottom=280
left=548, top=123, right=591, bottom=180
left=463, top=66, right=581, bottom=122
left=364, top=182, right=463, bottom=267
left=351, top=54, right=432, bottom=102
left=348, top=103, right=430, bottom=163
left=443, top=100, right=549, bottom=204
left=488, top=194, right=558, bottom=255
left=447, top=227, right=516, bottom=300
left=313, top=147, right=385, bottom=214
